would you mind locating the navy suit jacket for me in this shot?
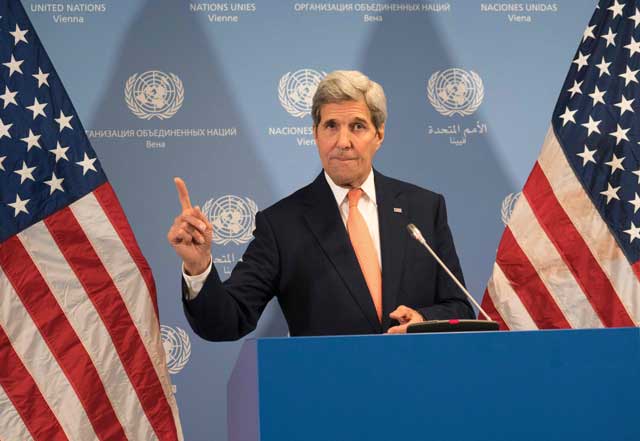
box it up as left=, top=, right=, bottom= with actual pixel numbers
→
left=183, top=170, right=474, bottom=340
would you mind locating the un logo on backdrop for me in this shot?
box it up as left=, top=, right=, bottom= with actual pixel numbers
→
left=501, top=192, right=522, bottom=225
left=278, top=69, right=326, bottom=118
left=427, top=68, right=484, bottom=117
left=125, top=70, right=184, bottom=120
left=161, top=325, right=191, bottom=375
left=203, top=195, right=258, bottom=245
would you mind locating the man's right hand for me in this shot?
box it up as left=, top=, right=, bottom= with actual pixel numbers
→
left=167, top=177, right=213, bottom=276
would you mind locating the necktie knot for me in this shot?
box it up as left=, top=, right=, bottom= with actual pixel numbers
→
left=348, top=188, right=363, bottom=208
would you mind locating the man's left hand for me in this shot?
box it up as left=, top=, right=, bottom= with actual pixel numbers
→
left=386, top=305, right=424, bottom=334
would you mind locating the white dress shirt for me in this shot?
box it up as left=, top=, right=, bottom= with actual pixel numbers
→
left=183, top=169, right=382, bottom=299
left=324, top=169, right=382, bottom=268
left=182, top=259, right=212, bottom=300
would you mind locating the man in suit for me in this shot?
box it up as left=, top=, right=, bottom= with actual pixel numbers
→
left=168, top=70, right=474, bottom=340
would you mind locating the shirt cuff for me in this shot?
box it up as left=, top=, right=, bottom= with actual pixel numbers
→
left=182, top=256, right=213, bottom=300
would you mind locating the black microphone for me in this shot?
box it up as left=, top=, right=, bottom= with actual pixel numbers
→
left=406, top=223, right=499, bottom=332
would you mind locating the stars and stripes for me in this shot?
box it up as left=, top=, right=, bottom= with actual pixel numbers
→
left=0, top=1, right=182, bottom=439
left=481, top=0, right=640, bottom=330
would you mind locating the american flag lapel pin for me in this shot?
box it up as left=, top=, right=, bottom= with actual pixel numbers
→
left=393, top=207, right=402, bottom=213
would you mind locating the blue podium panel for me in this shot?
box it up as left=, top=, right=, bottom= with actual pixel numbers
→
left=228, top=328, right=640, bottom=441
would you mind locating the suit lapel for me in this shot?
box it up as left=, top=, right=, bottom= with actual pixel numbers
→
left=302, top=173, right=382, bottom=333
left=375, top=171, right=408, bottom=331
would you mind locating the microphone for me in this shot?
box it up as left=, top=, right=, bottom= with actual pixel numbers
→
left=406, top=223, right=498, bottom=332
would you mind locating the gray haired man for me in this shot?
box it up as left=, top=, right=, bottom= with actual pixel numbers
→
left=168, top=70, right=474, bottom=341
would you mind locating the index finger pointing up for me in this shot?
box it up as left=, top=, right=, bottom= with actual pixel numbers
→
left=174, top=177, right=192, bottom=211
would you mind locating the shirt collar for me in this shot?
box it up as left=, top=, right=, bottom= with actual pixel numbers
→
left=324, top=169, right=377, bottom=207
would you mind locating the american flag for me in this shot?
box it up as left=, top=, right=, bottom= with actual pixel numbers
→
left=481, top=0, right=640, bottom=330
left=0, top=1, right=182, bottom=439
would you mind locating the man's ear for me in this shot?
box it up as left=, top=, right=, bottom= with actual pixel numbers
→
left=376, top=124, right=385, bottom=149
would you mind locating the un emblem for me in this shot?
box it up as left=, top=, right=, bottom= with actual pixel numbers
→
left=203, top=195, right=258, bottom=245
left=161, top=325, right=191, bottom=375
left=278, top=69, right=327, bottom=118
left=125, top=70, right=184, bottom=120
left=501, top=192, right=522, bottom=225
left=427, top=68, right=484, bottom=117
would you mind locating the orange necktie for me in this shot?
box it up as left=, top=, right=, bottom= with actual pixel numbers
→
left=347, top=188, right=382, bottom=322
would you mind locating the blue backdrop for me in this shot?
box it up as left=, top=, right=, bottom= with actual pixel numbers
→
left=24, top=1, right=595, bottom=439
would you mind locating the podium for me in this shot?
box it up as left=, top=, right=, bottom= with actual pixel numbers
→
left=228, top=328, right=639, bottom=441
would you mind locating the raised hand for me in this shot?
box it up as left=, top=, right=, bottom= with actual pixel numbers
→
left=167, top=177, right=213, bottom=275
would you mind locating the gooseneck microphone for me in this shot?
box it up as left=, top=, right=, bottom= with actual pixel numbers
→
left=406, top=223, right=498, bottom=331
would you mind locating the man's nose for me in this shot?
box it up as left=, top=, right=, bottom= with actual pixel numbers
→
left=336, top=128, right=351, bottom=149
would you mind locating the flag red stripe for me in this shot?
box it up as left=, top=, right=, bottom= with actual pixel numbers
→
left=93, top=183, right=159, bottom=317
left=479, top=289, right=509, bottom=330
left=496, top=227, right=571, bottom=328
left=0, top=324, right=68, bottom=441
left=45, top=208, right=178, bottom=441
left=525, top=163, right=635, bottom=327
left=0, top=236, right=127, bottom=440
